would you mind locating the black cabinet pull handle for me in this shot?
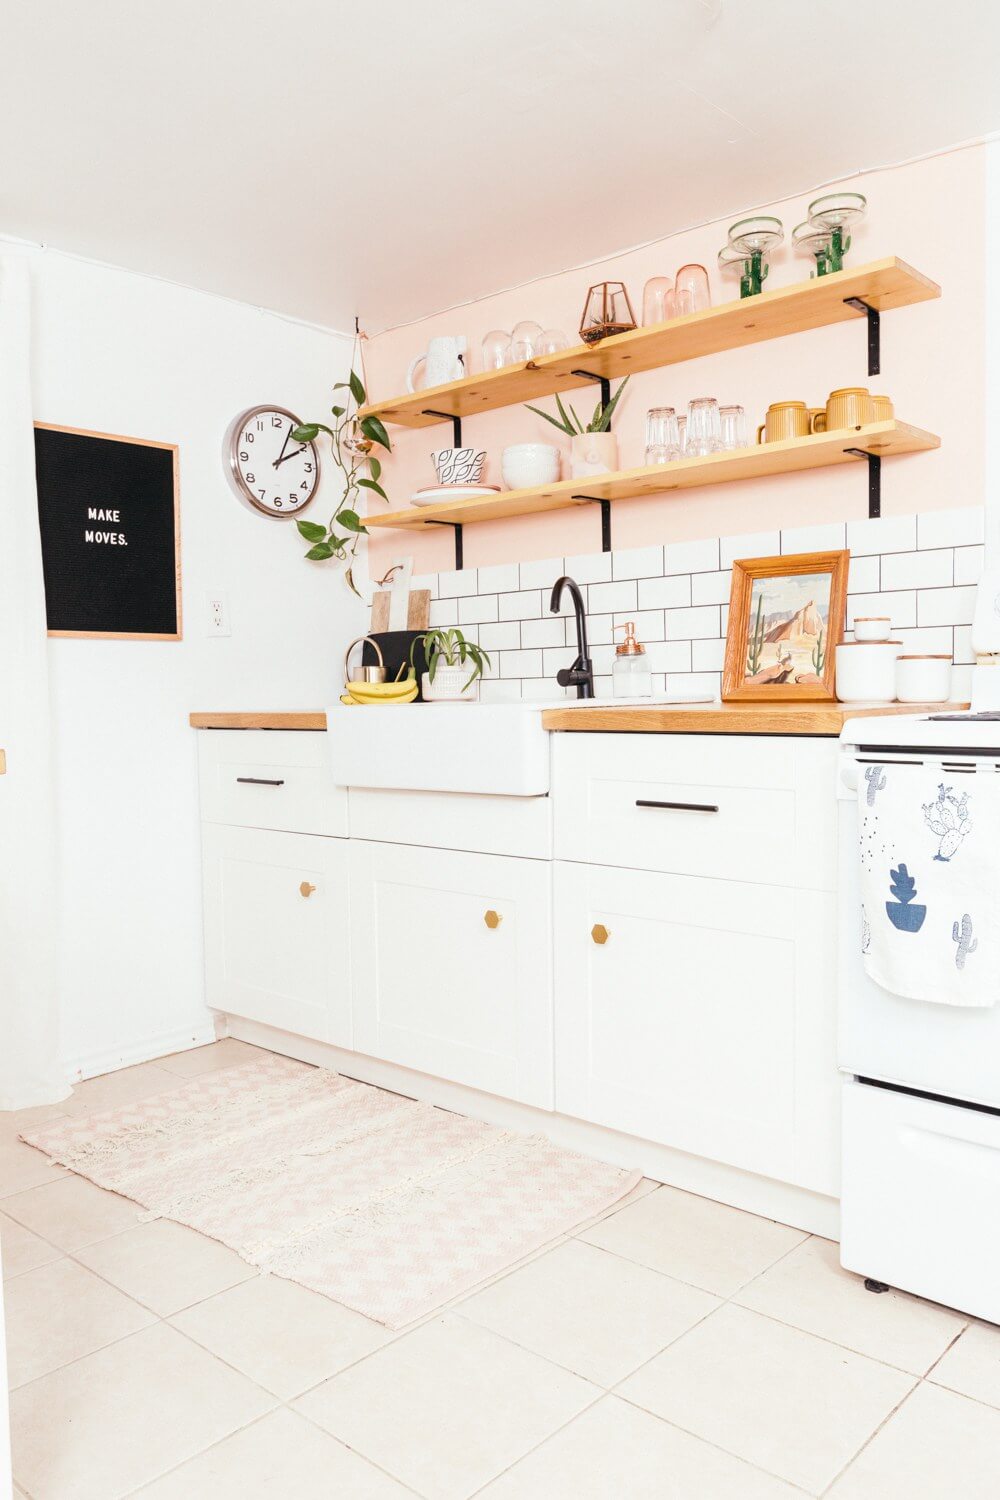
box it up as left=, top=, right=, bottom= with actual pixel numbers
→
left=635, top=798, right=719, bottom=813
left=236, top=777, right=285, bottom=786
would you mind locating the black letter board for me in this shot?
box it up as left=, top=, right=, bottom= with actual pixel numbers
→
left=34, top=424, right=181, bottom=639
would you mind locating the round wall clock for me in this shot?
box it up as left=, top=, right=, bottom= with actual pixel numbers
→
left=223, top=405, right=321, bottom=518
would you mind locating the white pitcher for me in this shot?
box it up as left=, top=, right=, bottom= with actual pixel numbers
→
left=407, top=336, right=467, bottom=393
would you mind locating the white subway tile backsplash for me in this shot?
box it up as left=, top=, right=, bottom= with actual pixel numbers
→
left=478, top=621, right=522, bottom=651
left=780, top=521, right=847, bottom=554
left=647, top=640, right=692, bottom=673
left=895, top=626, right=955, bottom=655
left=520, top=616, right=568, bottom=649
left=848, top=555, right=880, bottom=593
left=479, top=679, right=523, bottom=703
left=954, top=545, right=985, bottom=586
left=499, top=589, right=543, bottom=620
left=638, top=574, right=691, bottom=610
left=666, top=672, right=720, bottom=699
left=951, top=664, right=974, bottom=701
left=880, top=549, right=953, bottom=591
left=954, top=625, right=975, bottom=664
left=690, top=570, right=733, bottom=606
left=847, top=591, right=916, bottom=629
left=719, top=530, right=780, bottom=569
left=612, top=544, right=664, bottom=580
left=458, top=593, right=499, bottom=624
left=520, top=677, right=569, bottom=702
left=476, top=562, right=520, bottom=594
left=666, top=605, right=721, bottom=640
left=588, top=580, right=638, bottom=614
left=563, top=550, right=612, bottom=584
left=615, top=610, right=666, bottom=642
left=429, top=598, right=459, bottom=627
left=410, top=573, right=437, bottom=594
left=437, top=567, right=477, bottom=598
left=917, top=585, right=978, bottom=627
left=846, top=513, right=917, bottom=556
left=917, top=505, right=984, bottom=550
left=542, top=646, right=577, bottom=677
left=664, top=537, right=719, bottom=574
left=591, top=644, right=617, bottom=675
left=692, top=637, right=726, bottom=672
left=500, top=649, right=543, bottom=677
left=519, top=555, right=564, bottom=590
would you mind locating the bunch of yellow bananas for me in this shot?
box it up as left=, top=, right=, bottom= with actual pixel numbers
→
left=340, top=679, right=419, bottom=706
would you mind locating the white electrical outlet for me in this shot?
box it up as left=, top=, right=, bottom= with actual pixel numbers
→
left=206, top=591, right=230, bottom=637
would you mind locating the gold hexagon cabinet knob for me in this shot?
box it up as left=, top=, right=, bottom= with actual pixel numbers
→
left=300, top=881, right=317, bottom=898
left=484, top=909, right=502, bottom=929
left=591, top=923, right=610, bottom=945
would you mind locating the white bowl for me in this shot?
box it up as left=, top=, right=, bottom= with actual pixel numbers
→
left=895, top=655, right=952, bottom=703
left=835, top=640, right=902, bottom=703
left=501, top=443, right=561, bottom=489
left=852, top=616, right=893, bottom=642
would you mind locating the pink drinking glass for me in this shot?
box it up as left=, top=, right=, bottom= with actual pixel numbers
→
left=675, top=264, right=711, bottom=316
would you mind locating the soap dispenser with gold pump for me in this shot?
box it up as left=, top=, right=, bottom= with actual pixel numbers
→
left=612, top=621, right=652, bottom=698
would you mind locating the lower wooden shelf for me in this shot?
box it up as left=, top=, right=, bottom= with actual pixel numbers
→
left=365, top=420, right=938, bottom=533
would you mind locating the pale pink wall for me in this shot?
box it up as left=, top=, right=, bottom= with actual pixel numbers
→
left=365, top=147, right=985, bottom=576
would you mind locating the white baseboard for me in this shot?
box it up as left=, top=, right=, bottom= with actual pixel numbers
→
left=64, top=1019, right=219, bottom=1082
left=228, top=1016, right=841, bottom=1241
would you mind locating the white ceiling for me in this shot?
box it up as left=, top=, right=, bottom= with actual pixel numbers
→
left=3, top=0, right=999, bottom=332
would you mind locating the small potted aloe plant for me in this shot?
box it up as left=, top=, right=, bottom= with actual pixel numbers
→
left=411, top=628, right=491, bottom=703
left=525, top=377, right=629, bottom=478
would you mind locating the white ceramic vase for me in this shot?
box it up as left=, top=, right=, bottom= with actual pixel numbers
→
left=421, top=666, right=479, bottom=703
left=571, top=431, right=618, bottom=478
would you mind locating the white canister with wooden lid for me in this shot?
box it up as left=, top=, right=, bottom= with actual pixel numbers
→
left=895, top=654, right=952, bottom=703
left=835, top=640, right=902, bottom=702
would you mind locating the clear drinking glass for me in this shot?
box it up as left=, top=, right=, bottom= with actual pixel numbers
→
left=644, top=407, right=680, bottom=464
left=675, top=264, right=711, bottom=316
left=641, top=276, right=676, bottom=326
left=719, top=404, right=748, bottom=450
left=536, top=328, right=569, bottom=355
left=676, top=415, right=687, bottom=454
left=508, top=320, right=544, bottom=362
left=686, top=397, right=722, bottom=457
left=481, top=329, right=510, bottom=370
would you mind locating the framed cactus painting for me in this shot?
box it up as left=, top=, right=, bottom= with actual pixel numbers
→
left=722, top=549, right=848, bottom=701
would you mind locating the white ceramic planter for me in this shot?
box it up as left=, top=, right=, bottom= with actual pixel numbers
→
left=571, top=431, right=618, bottom=478
left=835, top=641, right=902, bottom=703
left=895, top=654, right=952, bottom=703
left=421, top=666, right=480, bottom=703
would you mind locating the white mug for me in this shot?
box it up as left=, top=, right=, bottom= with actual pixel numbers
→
left=407, top=336, right=467, bottom=393
left=431, top=447, right=486, bottom=485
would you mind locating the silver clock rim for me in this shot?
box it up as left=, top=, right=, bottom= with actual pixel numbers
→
left=223, top=405, right=321, bottom=520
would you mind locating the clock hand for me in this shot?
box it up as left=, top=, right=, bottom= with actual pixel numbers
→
left=274, top=446, right=307, bottom=468
left=271, top=426, right=292, bottom=469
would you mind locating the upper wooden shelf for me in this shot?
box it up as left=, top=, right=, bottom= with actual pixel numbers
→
left=360, top=258, right=939, bottom=431
left=365, top=420, right=938, bottom=532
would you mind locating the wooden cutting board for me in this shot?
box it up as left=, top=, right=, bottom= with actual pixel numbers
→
left=370, top=589, right=430, bottom=634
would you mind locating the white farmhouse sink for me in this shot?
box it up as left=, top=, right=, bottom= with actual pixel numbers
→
left=327, top=695, right=713, bottom=796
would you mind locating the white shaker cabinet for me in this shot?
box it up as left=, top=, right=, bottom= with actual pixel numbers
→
left=202, top=824, right=352, bottom=1045
left=554, top=859, right=838, bottom=1192
left=350, top=840, right=553, bottom=1108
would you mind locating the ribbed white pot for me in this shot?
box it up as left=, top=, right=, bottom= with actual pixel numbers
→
left=421, top=666, right=479, bottom=703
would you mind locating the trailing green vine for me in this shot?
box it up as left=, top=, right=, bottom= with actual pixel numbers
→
left=291, top=367, right=391, bottom=596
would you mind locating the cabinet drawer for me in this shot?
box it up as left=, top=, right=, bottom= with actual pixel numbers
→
left=553, top=732, right=837, bottom=889
left=198, top=730, right=347, bottom=836
left=202, top=824, right=351, bottom=1044
left=348, top=788, right=551, bottom=860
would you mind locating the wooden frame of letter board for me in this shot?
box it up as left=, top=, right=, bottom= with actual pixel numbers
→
left=34, top=423, right=182, bottom=640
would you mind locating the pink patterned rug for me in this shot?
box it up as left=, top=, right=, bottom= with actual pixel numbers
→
left=22, top=1055, right=639, bottom=1327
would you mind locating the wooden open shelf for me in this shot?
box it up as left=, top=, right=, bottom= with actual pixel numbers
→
left=359, top=259, right=939, bottom=431
left=364, top=421, right=939, bottom=532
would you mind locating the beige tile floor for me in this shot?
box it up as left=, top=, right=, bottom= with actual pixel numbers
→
left=2, top=1041, right=999, bottom=1498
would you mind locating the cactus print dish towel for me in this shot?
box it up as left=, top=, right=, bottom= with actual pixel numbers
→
left=858, top=761, right=999, bottom=1006
left=20, top=1054, right=641, bottom=1328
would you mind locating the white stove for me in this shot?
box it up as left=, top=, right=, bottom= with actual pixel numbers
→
left=837, top=709, right=1000, bottom=1321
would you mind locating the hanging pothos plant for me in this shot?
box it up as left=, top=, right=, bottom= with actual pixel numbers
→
left=290, top=366, right=391, bottom=595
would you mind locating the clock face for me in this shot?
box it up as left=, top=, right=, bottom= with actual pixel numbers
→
left=225, top=406, right=320, bottom=518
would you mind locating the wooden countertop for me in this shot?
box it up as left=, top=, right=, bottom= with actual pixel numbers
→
left=540, top=701, right=970, bottom=736
left=190, top=702, right=969, bottom=736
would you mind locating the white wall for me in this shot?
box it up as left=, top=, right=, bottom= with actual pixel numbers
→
left=12, top=244, right=364, bottom=1077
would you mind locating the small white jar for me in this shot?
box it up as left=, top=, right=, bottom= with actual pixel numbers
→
left=895, top=654, right=952, bottom=704
left=835, top=640, right=902, bottom=703
left=852, top=616, right=893, bottom=642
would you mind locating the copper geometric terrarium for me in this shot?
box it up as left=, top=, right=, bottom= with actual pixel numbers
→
left=579, top=282, right=637, bottom=344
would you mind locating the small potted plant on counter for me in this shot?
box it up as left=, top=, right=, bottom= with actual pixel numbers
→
left=524, top=376, right=629, bottom=478
left=412, top=628, right=491, bottom=703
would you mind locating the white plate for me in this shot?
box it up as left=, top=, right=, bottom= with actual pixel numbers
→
left=410, top=484, right=500, bottom=506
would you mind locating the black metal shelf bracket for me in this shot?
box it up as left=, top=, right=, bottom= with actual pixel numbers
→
left=843, top=297, right=881, bottom=377
left=570, top=369, right=612, bottom=417
left=844, top=447, right=882, bottom=518
left=425, top=519, right=464, bottom=570
left=422, top=410, right=463, bottom=447
left=573, top=494, right=613, bottom=552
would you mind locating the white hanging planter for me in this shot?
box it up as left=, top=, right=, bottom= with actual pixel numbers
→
left=421, top=666, right=480, bottom=703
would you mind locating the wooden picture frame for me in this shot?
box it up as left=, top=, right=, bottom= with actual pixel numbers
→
left=34, top=423, right=181, bottom=641
left=722, top=549, right=848, bottom=702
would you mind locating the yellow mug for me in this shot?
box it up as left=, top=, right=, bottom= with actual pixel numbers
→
left=756, top=401, right=825, bottom=444
left=813, top=387, right=874, bottom=432
left=870, top=394, right=894, bottom=421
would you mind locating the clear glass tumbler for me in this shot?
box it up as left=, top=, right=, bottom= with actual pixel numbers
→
left=481, top=330, right=510, bottom=371
left=719, top=404, right=748, bottom=450
left=676, top=415, right=687, bottom=454
left=508, top=320, right=544, bottom=362
left=644, top=407, right=680, bottom=464
left=641, top=277, right=676, bottom=326
left=675, top=264, right=711, bottom=316
left=686, top=397, right=722, bottom=457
